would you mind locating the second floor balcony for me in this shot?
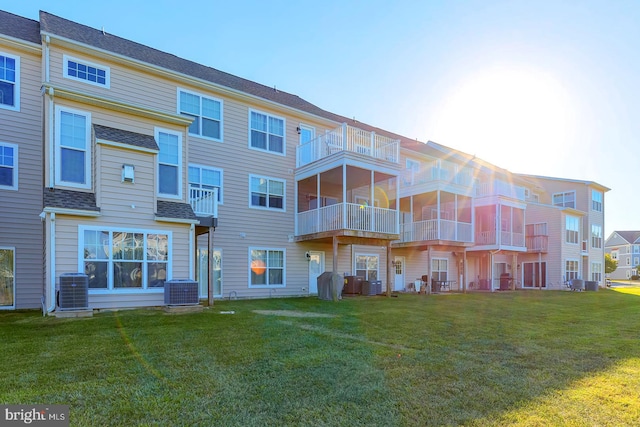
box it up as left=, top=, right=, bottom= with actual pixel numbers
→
left=189, top=187, right=218, bottom=217
left=475, top=179, right=526, bottom=201
left=297, top=123, right=400, bottom=167
left=296, top=203, right=398, bottom=237
left=397, top=219, right=473, bottom=244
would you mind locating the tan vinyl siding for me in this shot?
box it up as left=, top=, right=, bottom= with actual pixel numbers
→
left=0, top=43, right=43, bottom=308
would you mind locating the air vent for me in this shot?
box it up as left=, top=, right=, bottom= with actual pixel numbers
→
left=59, top=273, right=89, bottom=310
left=164, top=280, right=199, bottom=305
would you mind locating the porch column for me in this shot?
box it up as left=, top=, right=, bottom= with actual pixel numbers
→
left=538, top=252, right=542, bottom=290
left=512, top=254, right=517, bottom=290
left=386, top=242, right=392, bottom=297
left=342, top=164, right=347, bottom=229
left=454, top=194, right=458, bottom=241
left=370, top=170, right=375, bottom=232
left=316, top=173, right=321, bottom=233
left=463, top=249, right=468, bottom=293
left=332, top=235, right=338, bottom=273
left=208, top=227, right=214, bottom=306
left=437, top=190, right=441, bottom=240
left=426, top=246, right=432, bottom=295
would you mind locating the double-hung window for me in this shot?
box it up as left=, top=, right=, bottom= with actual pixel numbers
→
left=249, top=248, right=285, bottom=287
left=591, top=224, right=602, bottom=249
left=157, top=128, right=182, bottom=198
left=179, top=90, right=222, bottom=141
left=432, top=258, right=448, bottom=281
left=565, top=215, right=579, bottom=244
left=0, top=52, right=19, bottom=111
left=355, top=254, right=379, bottom=281
left=553, top=191, right=576, bottom=208
left=0, top=142, right=17, bottom=190
left=250, top=110, right=285, bottom=154
left=565, top=260, right=579, bottom=281
left=55, top=106, right=91, bottom=189
left=63, top=55, right=109, bottom=87
left=250, top=175, right=284, bottom=210
left=591, top=263, right=602, bottom=282
left=592, top=190, right=603, bottom=212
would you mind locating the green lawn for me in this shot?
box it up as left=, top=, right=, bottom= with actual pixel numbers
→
left=1, top=289, right=639, bottom=426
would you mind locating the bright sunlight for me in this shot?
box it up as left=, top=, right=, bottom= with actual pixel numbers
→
left=430, top=65, right=576, bottom=174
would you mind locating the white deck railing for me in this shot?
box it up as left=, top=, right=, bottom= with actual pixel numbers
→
left=189, top=187, right=218, bottom=217
left=296, top=203, right=398, bottom=235
left=475, top=179, right=526, bottom=200
left=475, top=230, right=525, bottom=247
left=398, top=220, right=473, bottom=243
left=401, top=160, right=474, bottom=188
left=297, top=123, right=400, bottom=167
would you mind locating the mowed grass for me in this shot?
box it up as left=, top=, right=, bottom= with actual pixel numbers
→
left=1, top=289, right=639, bottom=426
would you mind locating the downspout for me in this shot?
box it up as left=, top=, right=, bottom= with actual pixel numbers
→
left=47, top=212, right=56, bottom=313
left=48, top=87, right=54, bottom=187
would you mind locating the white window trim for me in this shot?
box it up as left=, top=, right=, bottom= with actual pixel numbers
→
left=248, top=247, right=286, bottom=288
left=177, top=88, right=223, bottom=142
left=156, top=127, right=183, bottom=200
left=249, top=174, right=286, bottom=211
left=0, top=246, right=15, bottom=310
left=354, top=253, right=380, bottom=281
left=591, top=189, right=603, bottom=212
left=565, top=258, right=579, bottom=281
left=591, top=224, right=603, bottom=249
left=565, top=215, right=579, bottom=245
left=0, top=141, right=18, bottom=191
left=248, top=109, right=286, bottom=156
left=0, top=51, right=20, bottom=111
left=78, top=225, right=172, bottom=293
left=63, top=54, right=110, bottom=88
left=188, top=163, right=223, bottom=204
left=55, top=105, right=92, bottom=189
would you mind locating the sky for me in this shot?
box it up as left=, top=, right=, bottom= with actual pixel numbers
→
left=3, top=0, right=639, bottom=235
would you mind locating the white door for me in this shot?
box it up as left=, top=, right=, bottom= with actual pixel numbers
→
left=308, top=251, right=324, bottom=294
left=394, top=256, right=405, bottom=291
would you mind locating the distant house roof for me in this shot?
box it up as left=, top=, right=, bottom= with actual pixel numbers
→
left=156, top=201, right=197, bottom=221
left=515, top=173, right=611, bottom=193
left=44, top=188, right=100, bottom=211
left=93, top=124, right=159, bottom=151
left=611, top=230, right=640, bottom=245
left=0, top=10, right=41, bottom=44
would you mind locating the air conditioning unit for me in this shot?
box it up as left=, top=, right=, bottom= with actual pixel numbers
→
left=164, top=280, right=199, bottom=305
left=58, top=273, right=89, bottom=310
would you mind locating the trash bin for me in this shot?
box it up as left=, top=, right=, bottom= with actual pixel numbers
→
left=500, top=273, right=512, bottom=291
left=584, top=280, right=598, bottom=291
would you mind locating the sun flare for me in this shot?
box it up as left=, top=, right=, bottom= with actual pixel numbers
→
left=430, top=65, right=575, bottom=173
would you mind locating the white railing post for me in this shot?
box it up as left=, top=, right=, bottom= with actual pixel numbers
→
left=342, top=123, right=348, bottom=151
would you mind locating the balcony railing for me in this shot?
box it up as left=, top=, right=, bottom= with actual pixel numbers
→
left=526, top=235, right=549, bottom=252
left=297, top=123, right=400, bottom=167
left=401, top=160, right=474, bottom=188
left=475, top=179, right=526, bottom=200
left=296, top=203, right=398, bottom=235
left=475, top=230, right=525, bottom=247
left=398, top=219, right=473, bottom=243
left=189, top=187, right=218, bottom=217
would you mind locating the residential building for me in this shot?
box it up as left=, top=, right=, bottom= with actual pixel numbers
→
left=604, top=231, right=640, bottom=280
left=0, top=10, right=610, bottom=313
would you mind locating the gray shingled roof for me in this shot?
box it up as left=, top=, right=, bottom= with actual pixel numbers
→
left=156, top=201, right=197, bottom=221
left=0, top=10, right=41, bottom=44
left=93, top=124, right=159, bottom=151
left=613, top=231, right=640, bottom=244
left=44, top=188, right=100, bottom=211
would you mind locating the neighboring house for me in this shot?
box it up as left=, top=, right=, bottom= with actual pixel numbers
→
left=604, top=231, right=640, bottom=280
left=0, top=11, right=43, bottom=310
left=0, top=9, right=611, bottom=313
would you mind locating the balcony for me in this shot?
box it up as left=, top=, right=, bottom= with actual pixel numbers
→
left=475, top=230, right=525, bottom=247
left=296, top=203, right=398, bottom=236
left=398, top=219, right=473, bottom=244
left=526, top=235, right=549, bottom=253
left=189, top=187, right=218, bottom=217
left=475, top=179, right=526, bottom=201
left=401, top=160, right=473, bottom=189
left=297, top=123, right=400, bottom=167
